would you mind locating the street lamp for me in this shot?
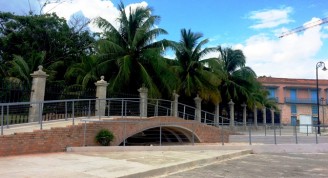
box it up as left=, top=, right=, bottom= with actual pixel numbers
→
left=316, top=61, right=327, bottom=134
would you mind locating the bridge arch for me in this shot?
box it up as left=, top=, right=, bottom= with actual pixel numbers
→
left=117, top=125, right=201, bottom=146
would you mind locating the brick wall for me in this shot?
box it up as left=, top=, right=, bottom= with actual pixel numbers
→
left=0, top=117, right=233, bottom=157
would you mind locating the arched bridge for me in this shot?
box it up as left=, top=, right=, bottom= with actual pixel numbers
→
left=83, top=116, right=231, bottom=146
left=0, top=116, right=232, bottom=156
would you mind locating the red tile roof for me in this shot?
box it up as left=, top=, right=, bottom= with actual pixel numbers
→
left=257, top=76, right=328, bottom=86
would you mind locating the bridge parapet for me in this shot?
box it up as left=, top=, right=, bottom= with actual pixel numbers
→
left=0, top=116, right=233, bottom=156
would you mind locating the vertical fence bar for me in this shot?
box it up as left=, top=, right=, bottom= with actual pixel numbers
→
left=65, top=101, right=68, bottom=121
left=264, top=125, right=267, bottom=136
left=124, top=100, right=127, bottom=117
left=315, top=125, right=318, bottom=144
left=88, top=100, right=91, bottom=118
left=6, top=106, right=9, bottom=128
left=121, top=99, right=124, bottom=119
left=1, top=105, right=3, bottom=135
left=123, top=121, right=126, bottom=146
left=248, top=124, right=252, bottom=145
left=155, top=100, right=158, bottom=116
left=274, top=125, right=277, bottom=145
left=166, top=109, right=169, bottom=116
left=107, top=100, right=110, bottom=117
left=221, top=126, right=224, bottom=146
left=183, top=106, right=186, bottom=119
left=83, top=120, right=87, bottom=146
left=204, top=113, right=207, bottom=124
left=294, top=125, right=298, bottom=144
left=72, top=101, right=75, bottom=125
left=159, top=124, right=162, bottom=146
left=39, top=103, right=43, bottom=130
left=279, top=125, right=281, bottom=136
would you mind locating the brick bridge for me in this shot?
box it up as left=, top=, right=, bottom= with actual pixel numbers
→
left=0, top=116, right=233, bottom=156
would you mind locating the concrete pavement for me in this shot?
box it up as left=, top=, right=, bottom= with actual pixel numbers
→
left=2, top=143, right=328, bottom=178
left=168, top=153, right=328, bottom=178
left=0, top=147, right=251, bottom=178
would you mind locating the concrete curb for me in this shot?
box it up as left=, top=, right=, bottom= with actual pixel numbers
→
left=119, top=150, right=252, bottom=178
left=67, top=143, right=328, bottom=153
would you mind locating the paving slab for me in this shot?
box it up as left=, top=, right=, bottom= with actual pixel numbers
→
left=168, top=153, right=328, bottom=178
left=0, top=148, right=251, bottom=178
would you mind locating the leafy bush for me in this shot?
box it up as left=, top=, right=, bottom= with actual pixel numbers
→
left=95, top=129, right=114, bottom=146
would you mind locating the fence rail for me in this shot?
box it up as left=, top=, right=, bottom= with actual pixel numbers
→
left=0, top=98, right=231, bottom=135
left=230, top=124, right=328, bottom=145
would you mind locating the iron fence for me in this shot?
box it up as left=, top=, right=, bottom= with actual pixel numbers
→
left=0, top=80, right=30, bottom=102
left=230, top=123, right=328, bottom=145
left=0, top=98, right=228, bottom=135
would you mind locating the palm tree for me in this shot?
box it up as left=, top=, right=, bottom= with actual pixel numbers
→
left=65, top=55, right=100, bottom=89
left=7, top=51, right=47, bottom=86
left=251, top=84, right=279, bottom=110
left=215, top=46, right=258, bottom=106
left=168, top=29, right=221, bottom=104
left=94, top=2, right=175, bottom=98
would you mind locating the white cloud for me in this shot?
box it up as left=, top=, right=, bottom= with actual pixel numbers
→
left=42, top=0, right=148, bottom=32
left=248, top=7, right=293, bottom=29
left=235, top=18, right=327, bottom=79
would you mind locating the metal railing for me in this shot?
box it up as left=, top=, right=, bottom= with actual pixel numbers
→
left=230, top=123, right=328, bottom=145
left=284, top=97, right=317, bottom=104
left=0, top=98, right=231, bottom=135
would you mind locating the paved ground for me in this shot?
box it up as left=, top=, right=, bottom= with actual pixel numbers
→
left=0, top=148, right=251, bottom=178
left=2, top=120, right=328, bottom=177
left=167, top=153, right=328, bottom=178
left=1, top=144, right=328, bottom=178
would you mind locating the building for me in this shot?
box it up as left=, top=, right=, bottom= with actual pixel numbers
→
left=258, top=76, right=328, bottom=126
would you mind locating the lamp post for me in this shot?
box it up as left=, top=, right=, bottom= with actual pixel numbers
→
left=316, top=61, right=327, bottom=134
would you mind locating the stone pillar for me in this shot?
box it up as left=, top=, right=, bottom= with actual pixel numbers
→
left=194, top=95, right=202, bottom=122
left=228, top=99, right=235, bottom=127
left=28, top=66, right=48, bottom=122
left=241, top=103, right=247, bottom=127
left=138, top=86, right=148, bottom=117
left=253, top=105, right=258, bottom=127
left=214, top=103, right=220, bottom=126
left=271, top=108, right=275, bottom=126
left=95, top=76, right=108, bottom=117
left=172, top=90, right=179, bottom=117
left=262, top=107, right=267, bottom=125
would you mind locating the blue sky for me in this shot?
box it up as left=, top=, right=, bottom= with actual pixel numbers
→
left=1, top=0, right=328, bottom=79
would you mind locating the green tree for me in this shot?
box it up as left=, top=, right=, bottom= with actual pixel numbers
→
left=0, top=12, right=95, bottom=82
left=168, top=29, right=221, bottom=104
left=215, top=46, right=258, bottom=106
left=65, top=55, right=100, bottom=89
left=94, top=2, right=174, bottom=98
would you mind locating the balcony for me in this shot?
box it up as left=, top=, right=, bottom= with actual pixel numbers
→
left=268, top=97, right=279, bottom=102
left=285, top=97, right=316, bottom=104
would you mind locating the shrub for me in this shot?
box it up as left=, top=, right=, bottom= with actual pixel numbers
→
left=95, top=129, right=114, bottom=146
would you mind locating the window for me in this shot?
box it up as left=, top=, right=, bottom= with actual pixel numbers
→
left=268, top=88, right=275, bottom=98
left=291, top=105, right=297, bottom=114
left=311, top=90, right=317, bottom=103
left=290, top=89, right=297, bottom=100
left=312, top=105, right=318, bottom=115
